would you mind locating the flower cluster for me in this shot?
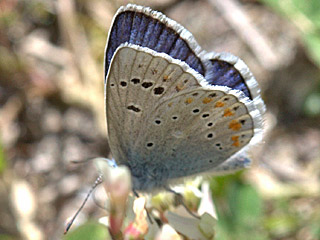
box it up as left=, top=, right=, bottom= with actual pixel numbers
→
left=96, top=158, right=217, bottom=240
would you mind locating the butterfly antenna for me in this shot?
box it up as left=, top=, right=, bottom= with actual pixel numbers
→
left=64, top=175, right=103, bottom=234
left=165, top=187, right=200, bottom=219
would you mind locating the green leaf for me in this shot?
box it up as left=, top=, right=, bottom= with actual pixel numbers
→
left=235, top=185, right=263, bottom=226
left=310, top=217, right=320, bottom=238
left=0, top=234, right=16, bottom=240
left=210, top=172, right=243, bottom=197
left=303, top=32, right=320, bottom=68
left=264, top=215, right=298, bottom=238
left=215, top=182, right=266, bottom=240
left=63, top=222, right=110, bottom=240
left=304, top=91, right=320, bottom=116
left=261, top=0, right=320, bottom=67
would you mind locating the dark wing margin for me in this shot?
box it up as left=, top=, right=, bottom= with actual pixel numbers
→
left=204, top=59, right=251, bottom=98
left=104, top=4, right=263, bottom=101
left=104, top=5, right=205, bottom=80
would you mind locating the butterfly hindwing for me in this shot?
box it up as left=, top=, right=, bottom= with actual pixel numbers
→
left=140, top=88, right=254, bottom=178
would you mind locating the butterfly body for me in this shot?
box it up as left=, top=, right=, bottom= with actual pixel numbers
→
left=104, top=5, right=265, bottom=192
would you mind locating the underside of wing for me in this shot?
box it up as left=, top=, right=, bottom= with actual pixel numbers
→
left=105, top=44, right=263, bottom=190
left=106, top=43, right=204, bottom=164
left=134, top=87, right=255, bottom=179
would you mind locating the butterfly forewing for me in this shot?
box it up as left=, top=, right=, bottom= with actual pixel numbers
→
left=107, top=44, right=201, bottom=164
left=105, top=5, right=205, bottom=78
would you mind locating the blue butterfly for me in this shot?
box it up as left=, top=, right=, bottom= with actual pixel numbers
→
left=104, top=4, right=265, bottom=192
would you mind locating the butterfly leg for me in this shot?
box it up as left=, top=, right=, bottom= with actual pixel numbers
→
left=210, top=154, right=252, bottom=175
left=164, top=187, right=200, bottom=219
left=132, top=188, right=140, bottom=198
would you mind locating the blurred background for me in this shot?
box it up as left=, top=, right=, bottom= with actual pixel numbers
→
left=1, top=0, right=320, bottom=239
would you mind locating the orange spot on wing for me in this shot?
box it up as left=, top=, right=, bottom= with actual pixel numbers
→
left=229, top=120, right=241, bottom=131
left=231, top=136, right=239, bottom=141
left=175, top=84, right=184, bottom=92
left=185, top=97, right=193, bottom=104
left=168, top=102, right=173, bottom=107
left=202, top=97, right=213, bottom=104
left=223, top=108, right=234, bottom=117
left=163, top=75, right=169, bottom=81
left=215, top=101, right=225, bottom=108
left=231, top=135, right=240, bottom=147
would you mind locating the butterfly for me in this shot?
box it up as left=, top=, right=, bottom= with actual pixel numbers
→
left=104, top=4, right=265, bottom=192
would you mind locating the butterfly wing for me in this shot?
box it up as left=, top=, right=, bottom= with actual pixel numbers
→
left=106, top=44, right=262, bottom=191
left=106, top=43, right=201, bottom=165
left=105, top=4, right=266, bottom=108
left=105, top=4, right=206, bottom=80
left=204, top=51, right=266, bottom=117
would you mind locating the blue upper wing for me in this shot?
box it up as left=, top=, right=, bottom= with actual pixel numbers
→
left=104, top=4, right=252, bottom=99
